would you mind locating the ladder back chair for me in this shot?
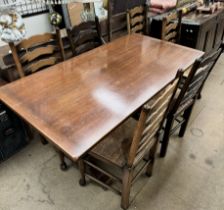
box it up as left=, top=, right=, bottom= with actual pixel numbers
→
left=107, top=0, right=146, bottom=41
left=58, top=17, right=105, bottom=170
left=9, top=29, right=65, bottom=78
left=78, top=71, right=181, bottom=210
left=67, top=17, right=105, bottom=56
left=161, top=10, right=182, bottom=43
left=9, top=30, right=66, bottom=167
left=160, top=42, right=224, bottom=157
left=127, top=5, right=149, bottom=35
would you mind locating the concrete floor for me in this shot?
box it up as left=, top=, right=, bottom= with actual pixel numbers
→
left=0, top=55, right=224, bottom=210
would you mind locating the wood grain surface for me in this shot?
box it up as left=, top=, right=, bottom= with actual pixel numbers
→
left=0, top=34, right=203, bottom=160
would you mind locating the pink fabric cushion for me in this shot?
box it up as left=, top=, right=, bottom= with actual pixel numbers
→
left=150, top=0, right=177, bottom=10
left=149, top=7, right=167, bottom=14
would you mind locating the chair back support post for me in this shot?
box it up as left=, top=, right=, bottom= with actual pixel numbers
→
left=55, top=28, right=66, bottom=61
left=9, top=42, right=25, bottom=78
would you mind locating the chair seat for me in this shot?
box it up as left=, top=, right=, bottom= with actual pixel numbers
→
left=89, top=118, right=137, bottom=168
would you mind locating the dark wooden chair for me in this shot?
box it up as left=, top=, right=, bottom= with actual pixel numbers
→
left=78, top=71, right=181, bottom=210
left=58, top=17, right=105, bottom=170
left=161, top=10, right=182, bottom=43
left=9, top=29, right=65, bottom=78
left=67, top=17, right=105, bottom=56
left=107, top=0, right=146, bottom=41
left=126, top=5, right=149, bottom=35
left=107, top=0, right=128, bottom=41
left=160, top=42, right=224, bottom=157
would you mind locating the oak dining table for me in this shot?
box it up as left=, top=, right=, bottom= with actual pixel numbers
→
left=0, top=34, right=203, bottom=161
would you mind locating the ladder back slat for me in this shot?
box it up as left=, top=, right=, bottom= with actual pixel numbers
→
left=20, top=45, right=56, bottom=63
left=17, top=33, right=56, bottom=50
left=25, top=57, right=57, bottom=73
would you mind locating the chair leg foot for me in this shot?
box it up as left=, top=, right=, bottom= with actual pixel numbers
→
left=60, top=162, right=68, bottom=171
left=59, top=151, right=68, bottom=171
left=79, top=178, right=87, bottom=186
left=79, top=160, right=86, bottom=186
left=146, top=159, right=153, bottom=177
left=121, top=167, right=132, bottom=210
left=40, top=135, right=48, bottom=145
left=145, top=171, right=152, bottom=177
left=120, top=204, right=128, bottom=210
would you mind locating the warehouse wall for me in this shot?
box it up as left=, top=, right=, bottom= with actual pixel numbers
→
left=0, top=13, right=52, bottom=47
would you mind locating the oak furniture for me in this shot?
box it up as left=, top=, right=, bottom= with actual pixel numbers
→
left=8, top=29, right=65, bottom=78
left=150, top=7, right=224, bottom=52
left=79, top=71, right=181, bottom=209
left=180, top=7, right=224, bottom=52
left=0, top=34, right=203, bottom=164
left=161, top=10, right=182, bottom=43
left=67, top=17, right=105, bottom=56
left=127, top=5, right=149, bottom=35
left=106, top=0, right=145, bottom=41
left=160, top=42, right=224, bottom=157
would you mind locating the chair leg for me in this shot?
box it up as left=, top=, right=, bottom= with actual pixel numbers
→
left=59, top=151, right=68, bottom=171
left=79, top=159, right=87, bottom=186
left=23, top=123, right=34, bottom=141
left=121, top=167, right=133, bottom=210
left=160, top=116, right=174, bottom=158
left=179, top=104, right=194, bottom=138
left=197, top=93, right=202, bottom=100
left=146, top=141, right=158, bottom=177
left=40, top=135, right=48, bottom=145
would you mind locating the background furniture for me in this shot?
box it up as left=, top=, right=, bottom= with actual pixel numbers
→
left=0, top=34, right=203, bottom=163
left=106, top=0, right=146, bottom=41
left=180, top=7, right=224, bottom=52
left=79, top=72, right=180, bottom=209
left=160, top=42, right=224, bottom=157
left=150, top=7, right=224, bottom=52
left=0, top=102, right=28, bottom=163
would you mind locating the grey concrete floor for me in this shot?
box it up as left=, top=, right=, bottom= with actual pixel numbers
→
left=0, top=55, right=224, bottom=210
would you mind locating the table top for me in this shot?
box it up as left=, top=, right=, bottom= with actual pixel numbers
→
left=0, top=34, right=203, bottom=160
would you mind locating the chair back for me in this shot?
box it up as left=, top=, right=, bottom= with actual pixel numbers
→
left=127, top=72, right=181, bottom=167
left=107, top=0, right=145, bottom=41
left=127, top=5, right=149, bottom=35
left=67, top=17, right=104, bottom=56
left=172, top=42, right=224, bottom=114
left=9, top=29, right=65, bottom=78
left=161, top=10, right=182, bottom=43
